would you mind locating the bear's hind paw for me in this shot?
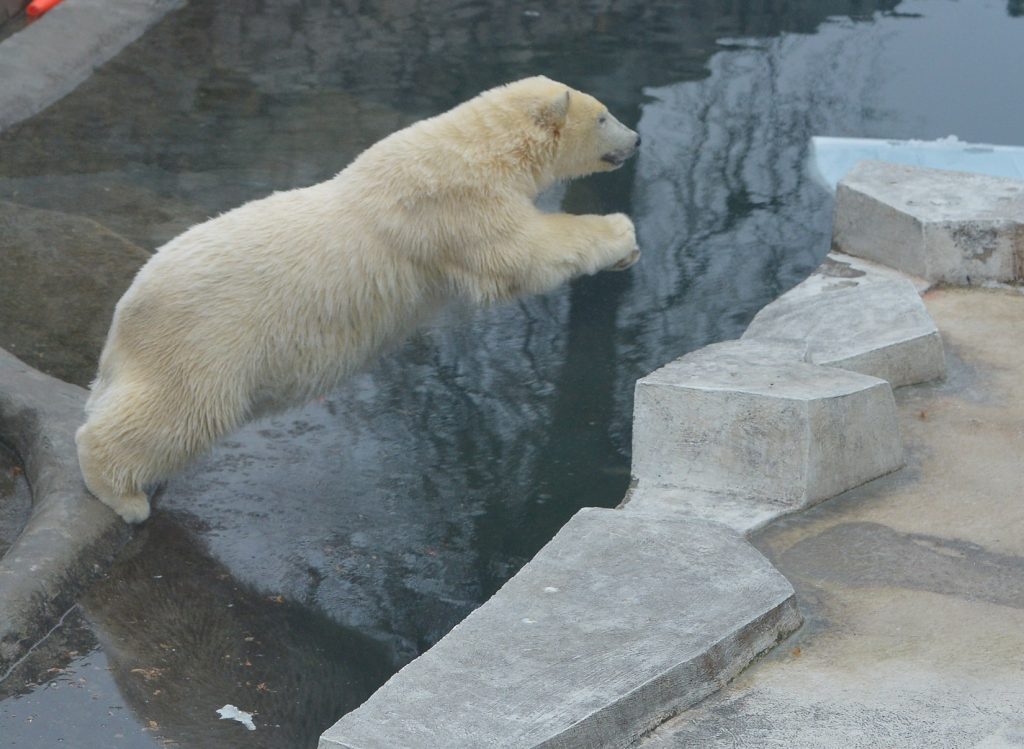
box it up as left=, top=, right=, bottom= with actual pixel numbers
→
left=100, top=491, right=151, bottom=524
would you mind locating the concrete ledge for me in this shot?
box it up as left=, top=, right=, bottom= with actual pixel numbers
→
left=320, top=508, right=801, bottom=749
left=0, top=346, right=127, bottom=674
left=0, top=0, right=183, bottom=132
left=631, top=339, right=904, bottom=510
left=833, top=161, right=1024, bottom=284
left=743, top=279, right=946, bottom=388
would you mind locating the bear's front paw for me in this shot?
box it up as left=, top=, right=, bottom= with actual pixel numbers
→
left=606, top=213, right=636, bottom=245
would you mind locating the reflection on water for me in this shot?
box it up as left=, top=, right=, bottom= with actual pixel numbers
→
left=0, top=0, right=1021, bottom=746
left=0, top=446, right=30, bottom=558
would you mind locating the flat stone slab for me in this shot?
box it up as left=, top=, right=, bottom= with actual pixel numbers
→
left=833, top=160, right=1024, bottom=284
left=0, top=346, right=128, bottom=674
left=0, top=0, right=184, bottom=132
left=632, top=339, right=903, bottom=509
left=320, top=508, right=801, bottom=749
left=743, top=278, right=946, bottom=388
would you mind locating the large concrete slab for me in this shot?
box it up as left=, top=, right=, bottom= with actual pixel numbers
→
left=632, top=339, right=903, bottom=510
left=0, top=347, right=128, bottom=674
left=320, top=508, right=801, bottom=749
left=743, top=279, right=946, bottom=388
left=833, top=160, right=1024, bottom=284
left=0, top=0, right=184, bottom=132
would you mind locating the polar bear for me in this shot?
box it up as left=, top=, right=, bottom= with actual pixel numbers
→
left=76, top=76, right=642, bottom=523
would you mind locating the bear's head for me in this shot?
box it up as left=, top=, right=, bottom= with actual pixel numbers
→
left=516, top=76, right=640, bottom=181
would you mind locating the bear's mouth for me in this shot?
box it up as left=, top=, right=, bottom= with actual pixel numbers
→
left=601, top=146, right=638, bottom=168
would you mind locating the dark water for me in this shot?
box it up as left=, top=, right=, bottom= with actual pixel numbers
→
left=0, top=0, right=1022, bottom=746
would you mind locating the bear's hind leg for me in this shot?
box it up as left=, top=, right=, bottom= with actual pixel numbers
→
left=76, top=422, right=152, bottom=523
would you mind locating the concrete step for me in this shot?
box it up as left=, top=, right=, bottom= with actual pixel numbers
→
left=743, top=278, right=946, bottom=388
left=631, top=339, right=903, bottom=511
left=319, top=508, right=801, bottom=749
left=832, top=160, right=1024, bottom=285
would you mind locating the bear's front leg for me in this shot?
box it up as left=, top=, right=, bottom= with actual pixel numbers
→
left=596, top=213, right=642, bottom=271
left=454, top=211, right=641, bottom=303
left=519, top=211, right=641, bottom=292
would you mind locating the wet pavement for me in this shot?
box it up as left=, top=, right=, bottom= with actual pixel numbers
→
left=1, top=0, right=1023, bottom=746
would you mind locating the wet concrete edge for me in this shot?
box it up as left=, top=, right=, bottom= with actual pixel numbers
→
left=0, top=346, right=128, bottom=676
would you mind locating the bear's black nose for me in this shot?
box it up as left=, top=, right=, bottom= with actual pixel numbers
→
left=635, top=135, right=642, bottom=149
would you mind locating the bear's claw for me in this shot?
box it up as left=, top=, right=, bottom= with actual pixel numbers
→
left=608, top=248, right=641, bottom=271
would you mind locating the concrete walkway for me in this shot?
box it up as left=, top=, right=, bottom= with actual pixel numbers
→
left=640, top=287, right=1024, bottom=747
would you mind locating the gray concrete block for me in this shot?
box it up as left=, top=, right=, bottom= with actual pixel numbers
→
left=0, top=346, right=128, bottom=673
left=743, top=279, right=946, bottom=388
left=632, top=340, right=903, bottom=509
left=0, top=0, right=183, bottom=133
left=833, top=161, right=1024, bottom=284
left=319, top=508, right=801, bottom=749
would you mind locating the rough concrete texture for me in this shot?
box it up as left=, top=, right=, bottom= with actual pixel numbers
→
left=631, top=339, right=904, bottom=509
left=0, top=346, right=128, bottom=676
left=320, top=508, right=801, bottom=749
left=639, top=288, right=1024, bottom=748
left=0, top=0, right=184, bottom=132
left=743, top=278, right=946, bottom=388
left=833, top=160, right=1024, bottom=284
left=0, top=200, right=149, bottom=386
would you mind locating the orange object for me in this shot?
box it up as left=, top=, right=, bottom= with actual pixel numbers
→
left=26, top=0, right=65, bottom=17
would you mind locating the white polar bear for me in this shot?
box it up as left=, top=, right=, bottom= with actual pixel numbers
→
left=76, top=76, right=642, bottom=523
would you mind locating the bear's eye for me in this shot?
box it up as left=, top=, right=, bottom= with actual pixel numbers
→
left=598, top=115, right=607, bottom=125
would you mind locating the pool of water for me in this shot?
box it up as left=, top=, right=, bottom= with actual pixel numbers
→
left=0, top=0, right=1021, bottom=746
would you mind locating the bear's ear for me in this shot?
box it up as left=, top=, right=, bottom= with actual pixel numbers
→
left=536, top=90, right=570, bottom=131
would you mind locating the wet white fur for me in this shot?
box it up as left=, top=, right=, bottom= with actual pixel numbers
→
left=76, top=76, right=641, bottom=523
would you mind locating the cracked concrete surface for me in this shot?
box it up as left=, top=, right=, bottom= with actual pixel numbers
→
left=640, top=287, right=1024, bottom=748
